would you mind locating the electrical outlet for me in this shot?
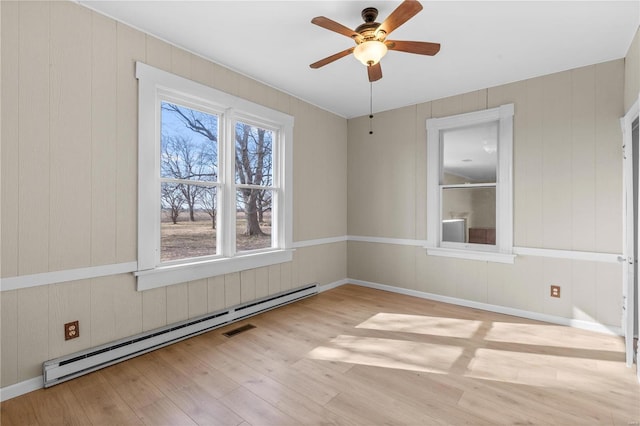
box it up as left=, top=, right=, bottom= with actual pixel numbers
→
left=64, top=321, right=79, bottom=340
left=550, top=285, right=561, bottom=298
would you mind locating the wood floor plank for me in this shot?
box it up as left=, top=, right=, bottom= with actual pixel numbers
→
left=129, top=351, right=245, bottom=426
left=134, top=398, right=199, bottom=426
left=189, top=337, right=329, bottom=412
left=346, top=364, right=466, bottom=411
left=153, top=342, right=240, bottom=399
left=0, top=392, right=41, bottom=426
left=100, top=360, right=167, bottom=409
left=228, top=362, right=351, bottom=426
left=68, top=371, right=144, bottom=425
left=27, top=381, right=92, bottom=426
left=324, top=385, right=447, bottom=426
left=219, top=387, right=298, bottom=426
left=215, top=330, right=296, bottom=377
left=2, top=284, right=638, bottom=425
left=267, top=358, right=343, bottom=406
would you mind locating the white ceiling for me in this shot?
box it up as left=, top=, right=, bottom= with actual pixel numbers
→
left=78, top=1, right=639, bottom=119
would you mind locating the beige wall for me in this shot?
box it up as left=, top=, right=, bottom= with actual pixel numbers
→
left=624, top=26, right=640, bottom=112
left=0, top=1, right=635, bottom=391
left=0, top=1, right=347, bottom=387
left=347, top=59, right=625, bottom=328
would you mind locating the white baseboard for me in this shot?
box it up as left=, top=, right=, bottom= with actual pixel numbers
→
left=0, top=376, right=43, bottom=402
left=318, top=278, right=350, bottom=293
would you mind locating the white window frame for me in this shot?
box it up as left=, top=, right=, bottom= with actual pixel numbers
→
left=426, top=104, right=515, bottom=264
left=135, top=62, right=293, bottom=291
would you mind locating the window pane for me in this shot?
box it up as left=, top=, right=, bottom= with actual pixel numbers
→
left=441, top=121, right=498, bottom=184
left=236, top=189, right=272, bottom=252
left=161, top=183, right=217, bottom=262
left=235, top=122, right=273, bottom=186
left=160, top=101, right=218, bottom=182
left=442, top=186, right=496, bottom=244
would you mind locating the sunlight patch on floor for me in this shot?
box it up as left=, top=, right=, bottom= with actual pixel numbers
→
left=464, top=347, right=629, bottom=390
left=306, top=311, right=631, bottom=392
left=484, top=321, right=625, bottom=351
left=356, top=312, right=482, bottom=338
left=307, top=335, right=463, bottom=374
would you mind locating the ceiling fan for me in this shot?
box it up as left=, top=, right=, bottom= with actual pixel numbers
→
left=309, top=0, right=440, bottom=82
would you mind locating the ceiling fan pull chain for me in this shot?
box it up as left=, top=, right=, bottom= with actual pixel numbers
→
left=369, top=81, right=374, bottom=135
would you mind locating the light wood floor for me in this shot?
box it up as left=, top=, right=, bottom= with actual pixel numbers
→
left=2, top=284, right=639, bottom=425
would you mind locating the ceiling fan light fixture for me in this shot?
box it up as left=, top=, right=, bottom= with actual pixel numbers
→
left=354, top=40, right=388, bottom=66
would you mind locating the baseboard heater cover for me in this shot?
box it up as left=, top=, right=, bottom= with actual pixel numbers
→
left=43, top=283, right=318, bottom=388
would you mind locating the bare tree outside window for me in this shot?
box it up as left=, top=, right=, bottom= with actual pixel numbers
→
left=161, top=182, right=185, bottom=225
left=235, top=122, right=273, bottom=238
left=161, top=135, right=212, bottom=221
left=200, top=186, right=217, bottom=230
left=160, top=102, right=219, bottom=261
left=160, top=102, right=274, bottom=260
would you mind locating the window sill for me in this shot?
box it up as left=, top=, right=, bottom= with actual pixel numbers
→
left=135, top=249, right=294, bottom=291
left=426, top=247, right=516, bottom=264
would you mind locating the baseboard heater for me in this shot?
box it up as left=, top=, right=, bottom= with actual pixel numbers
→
left=43, top=283, right=318, bottom=388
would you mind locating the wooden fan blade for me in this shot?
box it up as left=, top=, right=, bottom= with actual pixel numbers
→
left=311, top=16, right=363, bottom=42
left=367, top=63, right=382, bottom=82
left=310, top=47, right=355, bottom=69
left=386, top=40, right=440, bottom=55
left=376, top=0, right=423, bottom=38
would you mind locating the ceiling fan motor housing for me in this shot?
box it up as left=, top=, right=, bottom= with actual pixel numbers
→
left=361, top=7, right=378, bottom=22
left=356, top=7, right=385, bottom=42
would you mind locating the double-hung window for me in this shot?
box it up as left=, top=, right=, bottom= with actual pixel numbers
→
left=135, top=63, right=293, bottom=290
left=426, top=104, right=515, bottom=263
